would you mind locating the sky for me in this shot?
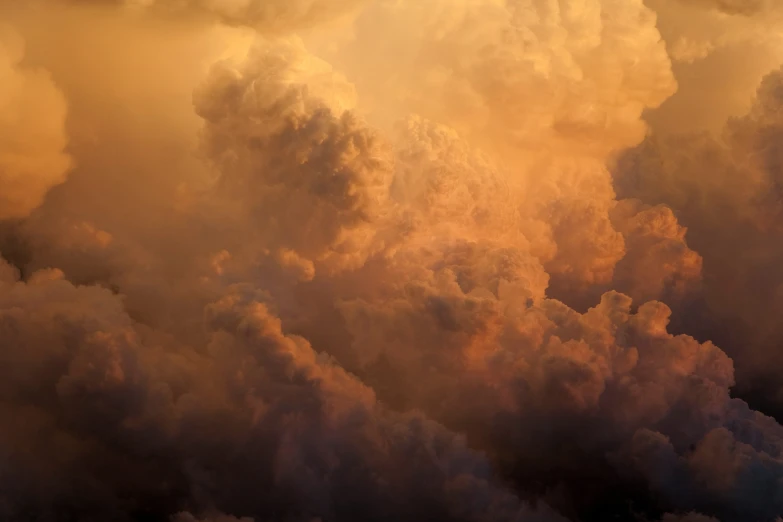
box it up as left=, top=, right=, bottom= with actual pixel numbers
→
left=1, top=1, right=783, bottom=521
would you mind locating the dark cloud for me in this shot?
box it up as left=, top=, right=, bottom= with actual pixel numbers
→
left=613, top=66, right=783, bottom=419
left=0, top=263, right=568, bottom=522
left=192, top=39, right=393, bottom=276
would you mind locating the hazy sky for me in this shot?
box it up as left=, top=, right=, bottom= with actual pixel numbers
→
left=2, top=1, right=783, bottom=521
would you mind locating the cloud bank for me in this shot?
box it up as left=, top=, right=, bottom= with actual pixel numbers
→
left=2, top=1, right=783, bottom=522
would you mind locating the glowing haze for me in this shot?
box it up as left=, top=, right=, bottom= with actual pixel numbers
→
left=1, top=1, right=783, bottom=521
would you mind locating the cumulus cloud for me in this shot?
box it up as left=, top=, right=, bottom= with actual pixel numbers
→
left=317, top=0, right=684, bottom=294
left=332, top=0, right=676, bottom=158
left=338, top=249, right=783, bottom=521
left=0, top=24, right=71, bottom=219
left=0, top=258, right=569, bottom=522
left=192, top=38, right=392, bottom=276
left=613, top=66, right=783, bottom=417
left=609, top=199, right=703, bottom=305
left=390, top=115, right=518, bottom=239
left=4, top=0, right=783, bottom=522
left=673, top=0, right=770, bottom=16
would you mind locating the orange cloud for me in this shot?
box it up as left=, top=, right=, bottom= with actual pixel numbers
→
left=0, top=25, right=70, bottom=219
left=3, top=1, right=783, bottom=522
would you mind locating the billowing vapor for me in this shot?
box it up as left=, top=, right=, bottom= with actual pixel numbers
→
left=0, top=24, right=70, bottom=220
left=614, top=65, right=783, bottom=419
left=0, top=261, right=568, bottom=522
left=3, top=1, right=783, bottom=522
left=643, top=0, right=783, bottom=131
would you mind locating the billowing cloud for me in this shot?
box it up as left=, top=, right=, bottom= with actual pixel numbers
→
left=192, top=38, right=392, bottom=276
left=613, top=66, right=783, bottom=418
left=338, top=245, right=783, bottom=520
left=3, top=0, right=783, bottom=521
left=329, top=0, right=676, bottom=158
left=317, top=0, right=682, bottom=293
left=609, top=199, right=703, bottom=305
left=0, top=24, right=70, bottom=220
left=0, top=259, right=568, bottom=522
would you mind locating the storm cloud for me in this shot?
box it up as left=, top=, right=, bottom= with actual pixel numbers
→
left=2, top=1, right=783, bottom=521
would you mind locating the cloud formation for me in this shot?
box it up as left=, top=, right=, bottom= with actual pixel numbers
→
left=193, top=38, right=392, bottom=276
left=3, top=0, right=783, bottom=521
left=612, top=65, right=783, bottom=420
left=63, top=0, right=367, bottom=30
left=0, top=261, right=571, bottom=522
left=0, top=25, right=70, bottom=220
left=642, top=0, right=783, bottom=132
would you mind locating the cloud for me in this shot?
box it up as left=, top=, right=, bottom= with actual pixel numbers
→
left=609, top=199, right=703, bottom=305
left=0, top=25, right=71, bottom=220
left=4, top=1, right=783, bottom=522
left=192, top=38, right=394, bottom=276
left=642, top=0, right=783, bottom=132
left=330, top=4, right=675, bottom=148
left=61, top=0, right=367, bottom=31
left=322, top=0, right=678, bottom=293
left=625, top=419, right=783, bottom=521
left=0, top=258, right=570, bottom=522
left=338, top=244, right=783, bottom=520
left=390, top=115, right=519, bottom=240
left=613, top=65, right=783, bottom=417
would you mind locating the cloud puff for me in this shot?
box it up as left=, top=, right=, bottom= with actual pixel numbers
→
left=625, top=417, right=783, bottom=521
left=641, top=0, right=783, bottom=132
left=0, top=256, right=567, bottom=522
left=613, top=66, right=783, bottom=415
left=340, top=257, right=783, bottom=520
left=391, top=115, right=519, bottom=239
left=608, top=199, right=703, bottom=305
left=333, top=0, right=676, bottom=159
left=323, top=0, right=681, bottom=293
left=0, top=25, right=71, bottom=220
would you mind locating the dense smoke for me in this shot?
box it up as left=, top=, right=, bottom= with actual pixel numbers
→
left=2, top=1, right=783, bottom=521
